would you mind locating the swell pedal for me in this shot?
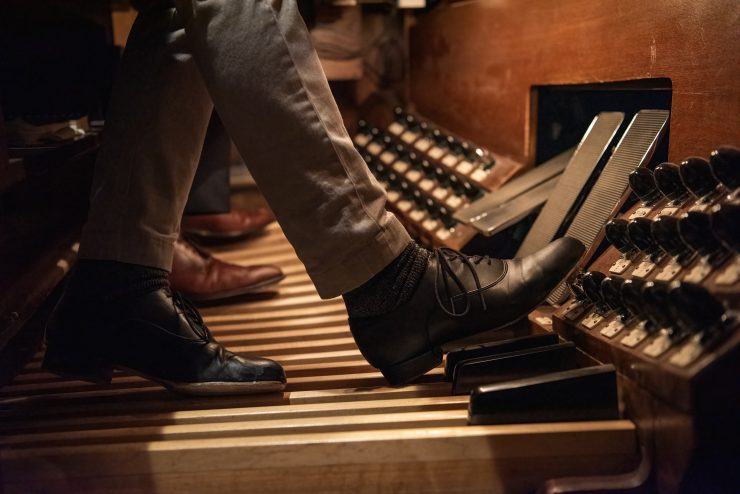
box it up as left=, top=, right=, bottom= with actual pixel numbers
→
left=468, top=365, right=620, bottom=425
left=516, top=112, right=625, bottom=257
left=454, top=148, right=573, bottom=234
left=548, top=109, right=671, bottom=304
left=451, top=342, right=579, bottom=395
left=457, top=175, right=560, bottom=236
left=444, top=333, right=560, bottom=381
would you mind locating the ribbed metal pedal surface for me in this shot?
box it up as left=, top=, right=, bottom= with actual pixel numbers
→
left=462, top=175, right=559, bottom=235
left=516, top=112, right=625, bottom=257
left=547, top=109, right=670, bottom=304
left=455, top=147, right=574, bottom=231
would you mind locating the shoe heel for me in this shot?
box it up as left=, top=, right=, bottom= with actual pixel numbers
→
left=380, top=347, right=443, bottom=386
left=43, top=344, right=114, bottom=384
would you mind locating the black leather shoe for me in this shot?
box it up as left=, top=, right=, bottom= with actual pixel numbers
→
left=348, top=237, right=585, bottom=385
left=43, top=288, right=286, bottom=395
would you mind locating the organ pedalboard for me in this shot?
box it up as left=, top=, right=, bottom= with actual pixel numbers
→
left=357, top=104, right=739, bottom=490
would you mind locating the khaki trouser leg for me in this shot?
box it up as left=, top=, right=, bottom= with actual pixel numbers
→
left=79, top=0, right=214, bottom=270
left=81, top=0, right=411, bottom=298
left=174, top=0, right=410, bottom=298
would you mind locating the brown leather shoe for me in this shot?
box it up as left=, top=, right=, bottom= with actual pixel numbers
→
left=181, top=207, right=276, bottom=242
left=170, top=236, right=284, bottom=302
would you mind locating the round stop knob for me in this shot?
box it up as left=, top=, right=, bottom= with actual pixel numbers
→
left=709, top=146, right=740, bottom=189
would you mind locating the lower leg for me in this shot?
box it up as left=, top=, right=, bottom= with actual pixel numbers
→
left=343, top=242, right=430, bottom=318
left=170, top=0, right=587, bottom=387
left=79, top=0, right=214, bottom=271
left=175, top=0, right=411, bottom=298
left=66, top=1, right=214, bottom=304
left=46, top=1, right=286, bottom=395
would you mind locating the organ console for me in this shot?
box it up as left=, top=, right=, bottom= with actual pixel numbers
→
left=1, top=0, right=739, bottom=493
left=550, top=146, right=740, bottom=492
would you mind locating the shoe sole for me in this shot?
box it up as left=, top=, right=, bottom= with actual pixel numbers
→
left=380, top=261, right=582, bottom=386
left=382, top=348, right=444, bottom=387
left=43, top=354, right=287, bottom=397
left=131, top=370, right=286, bottom=396
left=182, top=273, right=286, bottom=302
left=161, top=380, right=286, bottom=395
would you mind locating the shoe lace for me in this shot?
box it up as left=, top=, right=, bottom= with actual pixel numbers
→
left=433, top=248, right=490, bottom=318
left=172, top=291, right=213, bottom=342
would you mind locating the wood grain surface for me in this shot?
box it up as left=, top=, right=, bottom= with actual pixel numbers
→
left=409, top=0, right=740, bottom=165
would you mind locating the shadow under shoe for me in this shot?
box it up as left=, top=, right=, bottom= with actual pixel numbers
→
left=348, top=237, right=585, bottom=386
left=43, top=288, right=286, bottom=396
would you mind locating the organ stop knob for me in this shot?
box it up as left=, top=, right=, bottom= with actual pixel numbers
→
left=600, top=276, right=631, bottom=320
left=432, top=129, right=447, bottom=147
left=581, top=271, right=609, bottom=313
left=711, top=203, right=740, bottom=253
left=404, top=115, right=421, bottom=132
left=679, top=157, right=720, bottom=199
left=629, top=168, right=662, bottom=205
left=709, top=145, right=740, bottom=190
left=435, top=166, right=450, bottom=184
left=463, top=181, right=481, bottom=199
left=568, top=272, right=589, bottom=303
left=446, top=136, right=463, bottom=154
left=605, top=219, right=638, bottom=256
left=651, top=215, right=695, bottom=264
left=641, top=281, right=675, bottom=332
left=421, top=159, right=434, bottom=175
left=655, top=162, right=691, bottom=204
left=678, top=212, right=729, bottom=265
left=400, top=180, right=412, bottom=197
left=620, top=278, right=648, bottom=321
left=627, top=218, right=663, bottom=260
left=667, top=283, right=729, bottom=341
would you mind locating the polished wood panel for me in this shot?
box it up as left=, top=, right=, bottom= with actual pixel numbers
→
left=409, top=0, right=740, bottom=164
left=0, top=223, right=638, bottom=494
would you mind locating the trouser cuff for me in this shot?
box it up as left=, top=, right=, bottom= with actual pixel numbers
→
left=307, top=216, right=412, bottom=299
left=78, top=227, right=177, bottom=272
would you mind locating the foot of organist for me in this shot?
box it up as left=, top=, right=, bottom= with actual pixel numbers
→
left=41, top=0, right=585, bottom=395
left=171, top=109, right=286, bottom=301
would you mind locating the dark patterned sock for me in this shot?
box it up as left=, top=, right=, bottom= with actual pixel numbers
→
left=64, top=260, right=169, bottom=301
left=343, top=242, right=430, bottom=318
